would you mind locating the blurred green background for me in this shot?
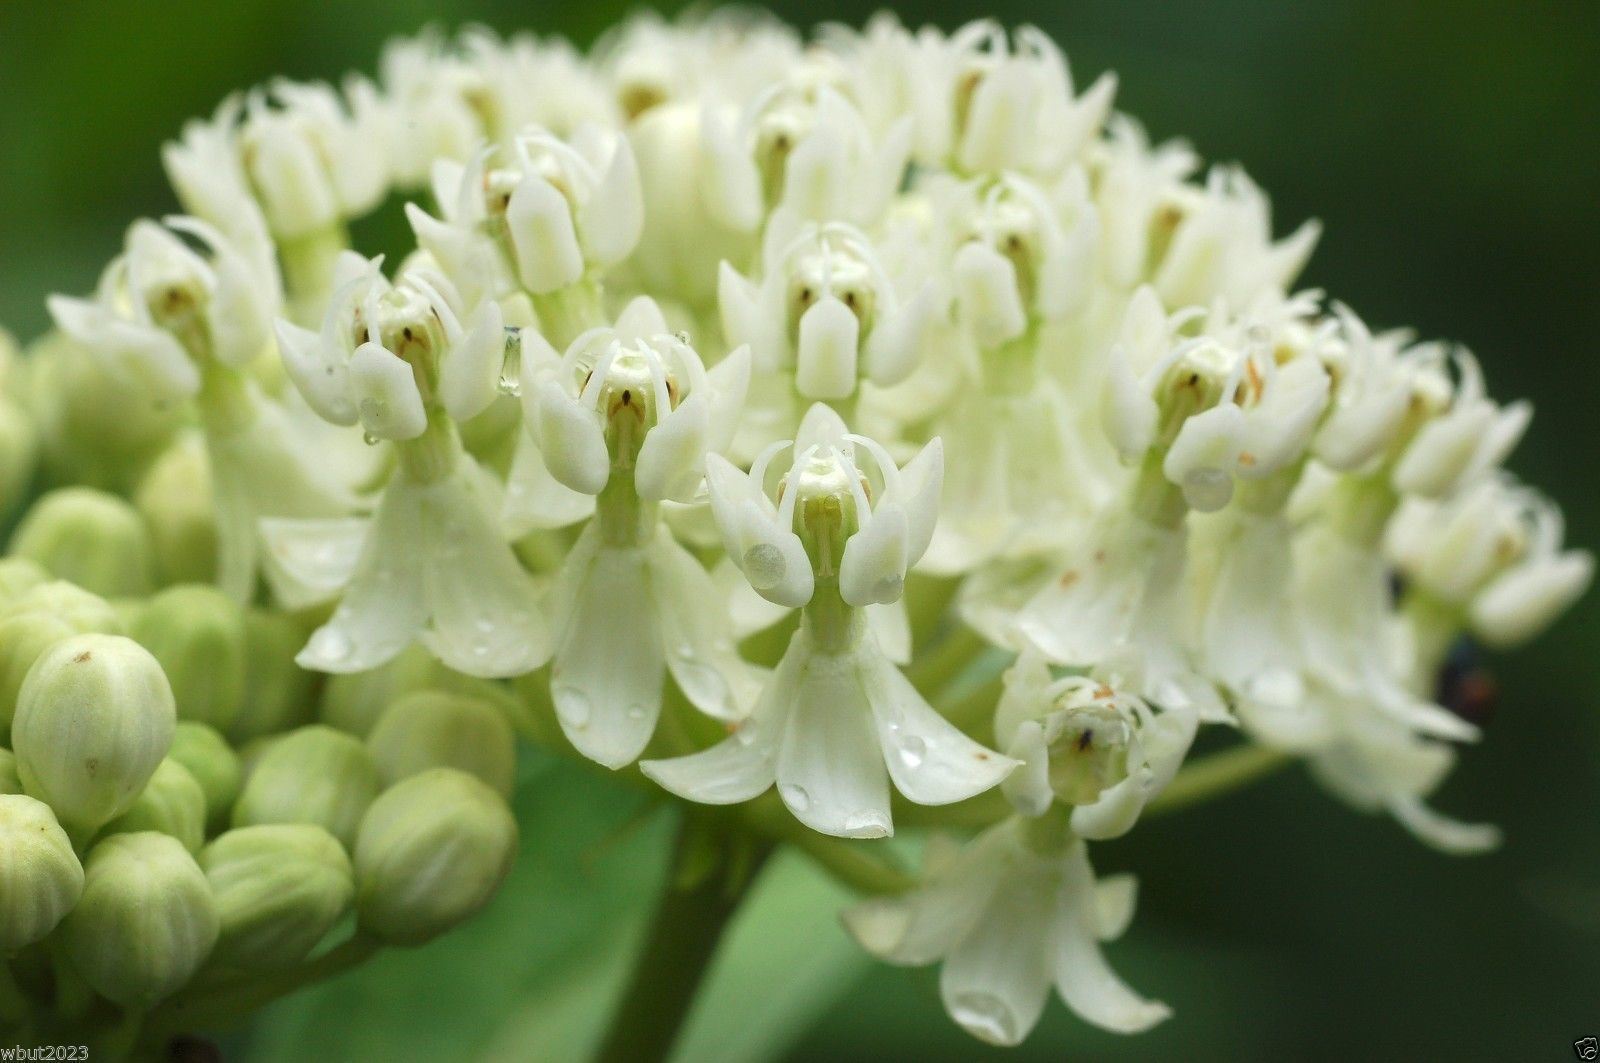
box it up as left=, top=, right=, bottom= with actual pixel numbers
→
left=2, top=1, right=1597, bottom=1060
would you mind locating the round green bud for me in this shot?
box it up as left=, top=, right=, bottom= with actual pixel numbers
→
left=0, top=748, right=21, bottom=794
left=0, top=556, right=49, bottom=609
left=0, top=581, right=121, bottom=733
left=321, top=645, right=524, bottom=738
left=168, top=722, right=243, bottom=833
left=0, top=793, right=84, bottom=950
left=61, top=832, right=218, bottom=1009
left=0, top=396, right=37, bottom=523
left=229, top=609, right=317, bottom=742
left=367, top=691, right=517, bottom=799
left=354, top=768, right=518, bottom=947
left=134, top=435, right=218, bottom=586
left=201, top=824, right=353, bottom=970
left=25, top=330, right=182, bottom=492
left=129, top=585, right=246, bottom=731
left=101, top=758, right=207, bottom=854
left=12, top=633, right=176, bottom=835
left=8, top=487, right=155, bottom=598
left=232, top=726, right=379, bottom=849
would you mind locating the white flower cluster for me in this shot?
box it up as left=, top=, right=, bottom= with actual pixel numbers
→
left=16, top=10, right=1587, bottom=1049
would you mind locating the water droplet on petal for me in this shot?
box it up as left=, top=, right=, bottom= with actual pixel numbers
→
left=309, top=627, right=352, bottom=663
left=843, top=810, right=890, bottom=837
left=780, top=783, right=811, bottom=812
left=626, top=704, right=649, bottom=721
left=898, top=735, right=927, bottom=769
left=553, top=685, right=592, bottom=730
left=948, top=992, right=1022, bottom=1046
left=362, top=431, right=381, bottom=447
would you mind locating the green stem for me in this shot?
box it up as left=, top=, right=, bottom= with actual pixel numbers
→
left=594, top=815, right=769, bottom=1063
left=0, top=960, right=27, bottom=1029
left=1147, top=744, right=1293, bottom=817
left=741, top=795, right=914, bottom=896
left=142, top=933, right=379, bottom=1042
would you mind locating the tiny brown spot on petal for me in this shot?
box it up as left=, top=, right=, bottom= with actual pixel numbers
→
left=1238, top=451, right=1257, bottom=467
left=1058, top=570, right=1080, bottom=588
left=1093, top=550, right=1107, bottom=564
left=1093, top=685, right=1114, bottom=700
left=73, top=651, right=92, bottom=663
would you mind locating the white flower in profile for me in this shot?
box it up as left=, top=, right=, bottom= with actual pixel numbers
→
left=718, top=216, right=939, bottom=400
left=271, top=255, right=549, bottom=677
left=48, top=217, right=358, bottom=601
left=843, top=816, right=1169, bottom=1046
left=407, top=124, right=642, bottom=303
left=643, top=404, right=1016, bottom=837
left=993, top=650, right=1196, bottom=838
left=522, top=298, right=757, bottom=768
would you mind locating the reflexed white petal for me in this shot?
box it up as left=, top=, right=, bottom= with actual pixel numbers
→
left=1101, top=346, right=1157, bottom=460
left=1471, top=551, right=1594, bottom=648
left=714, top=557, right=792, bottom=638
left=864, top=283, right=937, bottom=388
left=776, top=642, right=893, bottom=837
left=883, top=438, right=943, bottom=567
left=1392, top=404, right=1493, bottom=498
left=704, top=345, right=751, bottom=453
left=418, top=463, right=550, bottom=678
left=646, top=533, right=759, bottom=720
left=258, top=516, right=368, bottom=609
left=297, top=479, right=428, bottom=673
left=1388, top=796, right=1501, bottom=856
left=1165, top=404, right=1246, bottom=511
left=717, top=263, right=767, bottom=362
left=50, top=295, right=201, bottom=402
left=1001, top=719, right=1053, bottom=817
left=439, top=299, right=505, bottom=422
left=534, top=377, right=610, bottom=495
left=503, top=429, right=596, bottom=534
left=953, top=241, right=1026, bottom=349
left=551, top=543, right=664, bottom=768
left=1093, top=874, right=1138, bottom=941
left=860, top=647, right=1017, bottom=806
left=939, top=863, right=1054, bottom=1047
left=1054, top=846, right=1171, bottom=1034
left=867, top=600, right=911, bottom=665
left=794, top=296, right=859, bottom=400
left=507, top=174, right=584, bottom=293
left=636, top=394, right=709, bottom=502
left=348, top=341, right=426, bottom=440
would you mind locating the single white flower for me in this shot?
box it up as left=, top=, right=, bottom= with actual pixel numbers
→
left=643, top=404, right=1016, bottom=837
left=844, top=816, right=1170, bottom=1045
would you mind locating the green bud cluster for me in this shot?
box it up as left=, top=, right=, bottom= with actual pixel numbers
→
left=0, top=565, right=525, bottom=1042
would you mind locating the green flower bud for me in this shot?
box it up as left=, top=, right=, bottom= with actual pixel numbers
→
left=129, top=585, right=246, bottom=731
left=0, top=581, right=121, bottom=733
left=12, top=633, right=176, bottom=835
left=8, top=487, right=155, bottom=598
left=0, top=793, right=84, bottom=950
left=232, top=726, right=379, bottom=848
left=0, top=396, right=37, bottom=523
left=25, top=330, right=182, bottom=492
left=367, top=691, right=517, bottom=799
left=134, top=435, right=218, bottom=586
left=229, top=609, right=317, bottom=743
left=0, top=748, right=21, bottom=794
left=321, top=645, right=523, bottom=738
left=201, top=824, right=353, bottom=970
left=168, top=722, right=243, bottom=833
left=61, top=832, right=219, bottom=1009
left=101, top=758, right=207, bottom=854
left=0, top=556, right=49, bottom=609
left=354, top=768, right=517, bottom=947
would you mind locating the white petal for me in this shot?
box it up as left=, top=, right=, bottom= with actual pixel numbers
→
left=705, top=453, right=812, bottom=607
left=418, top=463, right=550, bottom=678
left=1001, top=719, right=1054, bottom=817
left=506, top=174, right=583, bottom=294
left=953, top=242, right=1026, bottom=349
left=1388, top=796, right=1501, bottom=855
left=534, top=377, right=610, bottom=495
left=865, top=283, right=938, bottom=388
left=1100, top=346, right=1157, bottom=460
left=1164, top=404, right=1246, bottom=511
left=613, top=294, right=669, bottom=343
left=860, top=647, right=1017, bottom=806
left=348, top=341, right=426, bottom=440
left=867, top=600, right=911, bottom=666
left=883, top=437, right=943, bottom=567
left=1471, top=551, right=1593, bottom=648
left=699, top=109, right=762, bottom=232
left=297, top=479, right=427, bottom=672
left=1093, top=874, right=1138, bottom=941
left=502, top=428, right=596, bottom=535
left=703, top=345, right=751, bottom=453
left=646, top=533, right=759, bottom=720
left=776, top=641, right=894, bottom=837
left=840, top=503, right=909, bottom=607
left=258, top=516, right=368, bottom=609
left=939, top=867, right=1054, bottom=1047
left=1053, top=849, right=1172, bottom=1033
left=439, top=299, right=505, bottom=422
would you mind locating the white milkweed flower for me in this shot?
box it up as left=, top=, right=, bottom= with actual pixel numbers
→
left=994, top=650, right=1196, bottom=838
left=522, top=299, right=758, bottom=768
left=1386, top=477, right=1593, bottom=653
left=47, top=218, right=359, bottom=601
left=408, top=124, right=642, bottom=303
left=843, top=816, right=1169, bottom=1045
left=643, top=404, right=1016, bottom=837
left=719, top=216, right=939, bottom=401
left=271, top=256, right=549, bottom=677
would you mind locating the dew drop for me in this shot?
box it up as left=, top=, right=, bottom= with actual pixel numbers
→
left=780, top=783, right=811, bottom=812
left=842, top=810, right=890, bottom=837
left=898, top=735, right=927, bottom=769
left=625, top=704, right=649, bottom=721
left=948, top=992, right=1021, bottom=1046
left=362, top=431, right=381, bottom=447
left=553, top=685, right=592, bottom=730
left=309, top=628, right=352, bottom=663
left=498, top=326, right=524, bottom=396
